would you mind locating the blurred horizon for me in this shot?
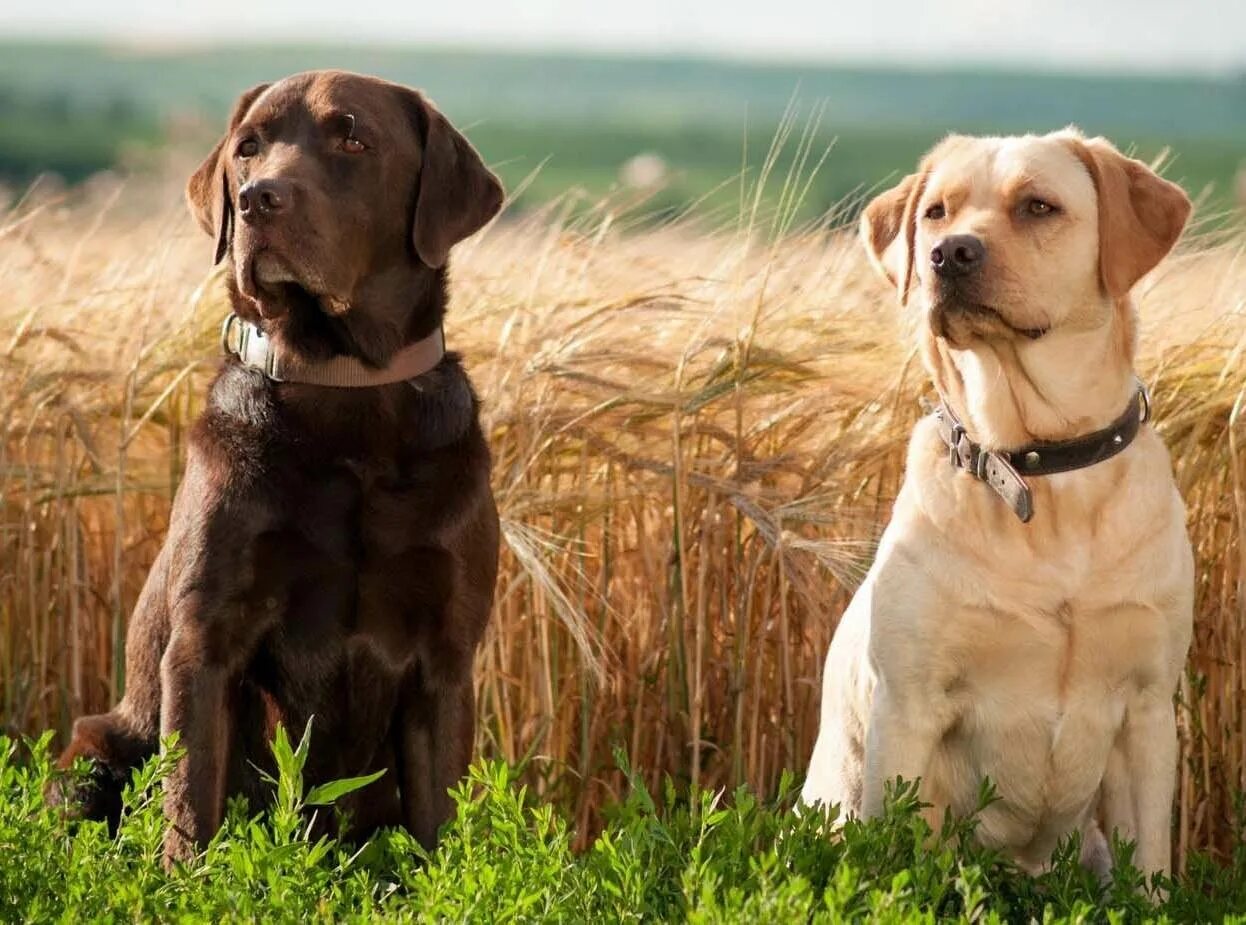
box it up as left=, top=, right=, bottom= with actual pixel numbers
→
left=5, top=36, right=1246, bottom=79
left=4, top=0, right=1245, bottom=74
left=1, top=7, right=1243, bottom=225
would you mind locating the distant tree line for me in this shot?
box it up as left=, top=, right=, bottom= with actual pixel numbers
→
left=0, top=87, right=158, bottom=186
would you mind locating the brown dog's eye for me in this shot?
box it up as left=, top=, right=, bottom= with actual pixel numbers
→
left=341, top=137, right=367, bottom=154
left=236, top=138, right=259, bottom=159
left=924, top=203, right=946, bottom=221
left=1027, top=198, right=1057, bottom=216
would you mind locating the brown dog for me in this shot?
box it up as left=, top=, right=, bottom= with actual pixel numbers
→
left=54, top=70, right=503, bottom=865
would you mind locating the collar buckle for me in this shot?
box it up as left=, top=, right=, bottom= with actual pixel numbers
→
left=947, top=420, right=965, bottom=469
left=1138, top=383, right=1151, bottom=423
left=948, top=423, right=984, bottom=478
left=933, top=384, right=1150, bottom=523
left=220, top=312, right=240, bottom=356
left=264, top=340, right=283, bottom=381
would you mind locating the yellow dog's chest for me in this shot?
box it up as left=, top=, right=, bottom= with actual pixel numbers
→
left=930, top=600, right=1166, bottom=839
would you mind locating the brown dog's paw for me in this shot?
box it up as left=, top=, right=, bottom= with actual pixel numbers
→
left=45, top=757, right=131, bottom=833
left=49, top=713, right=153, bottom=834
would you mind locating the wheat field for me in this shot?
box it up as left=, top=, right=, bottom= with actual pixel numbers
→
left=1, top=163, right=1243, bottom=866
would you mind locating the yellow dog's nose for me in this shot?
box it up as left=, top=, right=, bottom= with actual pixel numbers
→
left=930, top=234, right=985, bottom=278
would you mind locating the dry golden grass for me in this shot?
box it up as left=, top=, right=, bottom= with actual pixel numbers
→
left=1, top=169, right=1243, bottom=864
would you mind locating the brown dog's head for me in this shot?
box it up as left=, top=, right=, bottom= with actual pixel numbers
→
left=860, top=129, right=1190, bottom=350
left=187, top=70, right=503, bottom=346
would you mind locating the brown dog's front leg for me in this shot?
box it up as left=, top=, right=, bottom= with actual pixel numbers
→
left=159, top=623, right=232, bottom=867
left=398, top=677, right=474, bottom=850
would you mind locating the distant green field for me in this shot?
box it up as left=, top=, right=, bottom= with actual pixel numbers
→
left=1, top=41, right=1242, bottom=219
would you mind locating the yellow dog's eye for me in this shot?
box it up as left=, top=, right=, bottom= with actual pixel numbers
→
left=924, top=203, right=946, bottom=221
left=236, top=138, right=259, bottom=158
left=1027, top=198, right=1057, bottom=216
left=341, top=137, right=367, bottom=154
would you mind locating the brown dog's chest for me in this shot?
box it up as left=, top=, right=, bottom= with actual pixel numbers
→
left=185, top=362, right=495, bottom=793
left=249, top=460, right=453, bottom=668
left=227, top=459, right=457, bottom=783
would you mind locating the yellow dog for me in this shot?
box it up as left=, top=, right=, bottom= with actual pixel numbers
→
left=803, top=129, right=1193, bottom=877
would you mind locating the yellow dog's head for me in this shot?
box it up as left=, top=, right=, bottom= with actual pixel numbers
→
left=861, top=129, right=1190, bottom=349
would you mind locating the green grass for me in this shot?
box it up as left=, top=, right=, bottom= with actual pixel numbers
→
left=473, top=120, right=1245, bottom=224
left=0, top=41, right=1242, bottom=218
left=6, top=730, right=1246, bottom=923
left=0, top=98, right=159, bottom=184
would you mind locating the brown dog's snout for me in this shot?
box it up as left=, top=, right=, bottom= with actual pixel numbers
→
left=238, top=178, right=294, bottom=223
left=931, top=235, right=985, bottom=279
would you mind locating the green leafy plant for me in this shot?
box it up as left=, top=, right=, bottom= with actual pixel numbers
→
left=4, top=732, right=1245, bottom=922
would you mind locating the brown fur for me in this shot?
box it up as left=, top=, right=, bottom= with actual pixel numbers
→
left=52, top=70, right=503, bottom=866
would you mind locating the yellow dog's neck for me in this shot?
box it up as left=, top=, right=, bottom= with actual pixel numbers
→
left=922, top=296, right=1139, bottom=450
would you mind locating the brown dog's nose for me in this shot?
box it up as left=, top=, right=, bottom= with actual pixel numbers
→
left=930, top=235, right=985, bottom=278
left=238, top=178, right=292, bottom=222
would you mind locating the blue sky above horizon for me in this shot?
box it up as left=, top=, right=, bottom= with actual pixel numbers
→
left=3, top=0, right=1245, bottom=74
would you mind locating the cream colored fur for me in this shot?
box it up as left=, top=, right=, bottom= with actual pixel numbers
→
left=802, top=130, right=1194, bottom=877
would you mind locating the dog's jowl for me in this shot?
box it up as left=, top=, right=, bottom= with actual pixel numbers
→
left=802, top=130, right=1193, bottom=877
left=52, top=70, right=504, bottom=865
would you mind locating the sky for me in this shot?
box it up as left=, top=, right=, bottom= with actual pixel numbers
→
left=3, top=0, right=1245, bottom=74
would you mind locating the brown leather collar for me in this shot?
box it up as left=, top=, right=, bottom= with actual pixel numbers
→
left=220, top=314, right=445, bottom=387
left=934, top=386, right=1150, bottom=523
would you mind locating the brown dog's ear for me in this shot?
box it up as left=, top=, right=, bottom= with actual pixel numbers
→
left=860, top=172, right=926, bottom=303
left=1071, top=137, right=1191, bottom=298
left=408, top=93, right=504, bottom=269
left=186, top=83, right=271, bottom=265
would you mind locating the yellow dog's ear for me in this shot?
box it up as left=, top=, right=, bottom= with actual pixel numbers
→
left=1070, top=136, right=1191, bottom=298
left=860, top=172, right=926, bottom=303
